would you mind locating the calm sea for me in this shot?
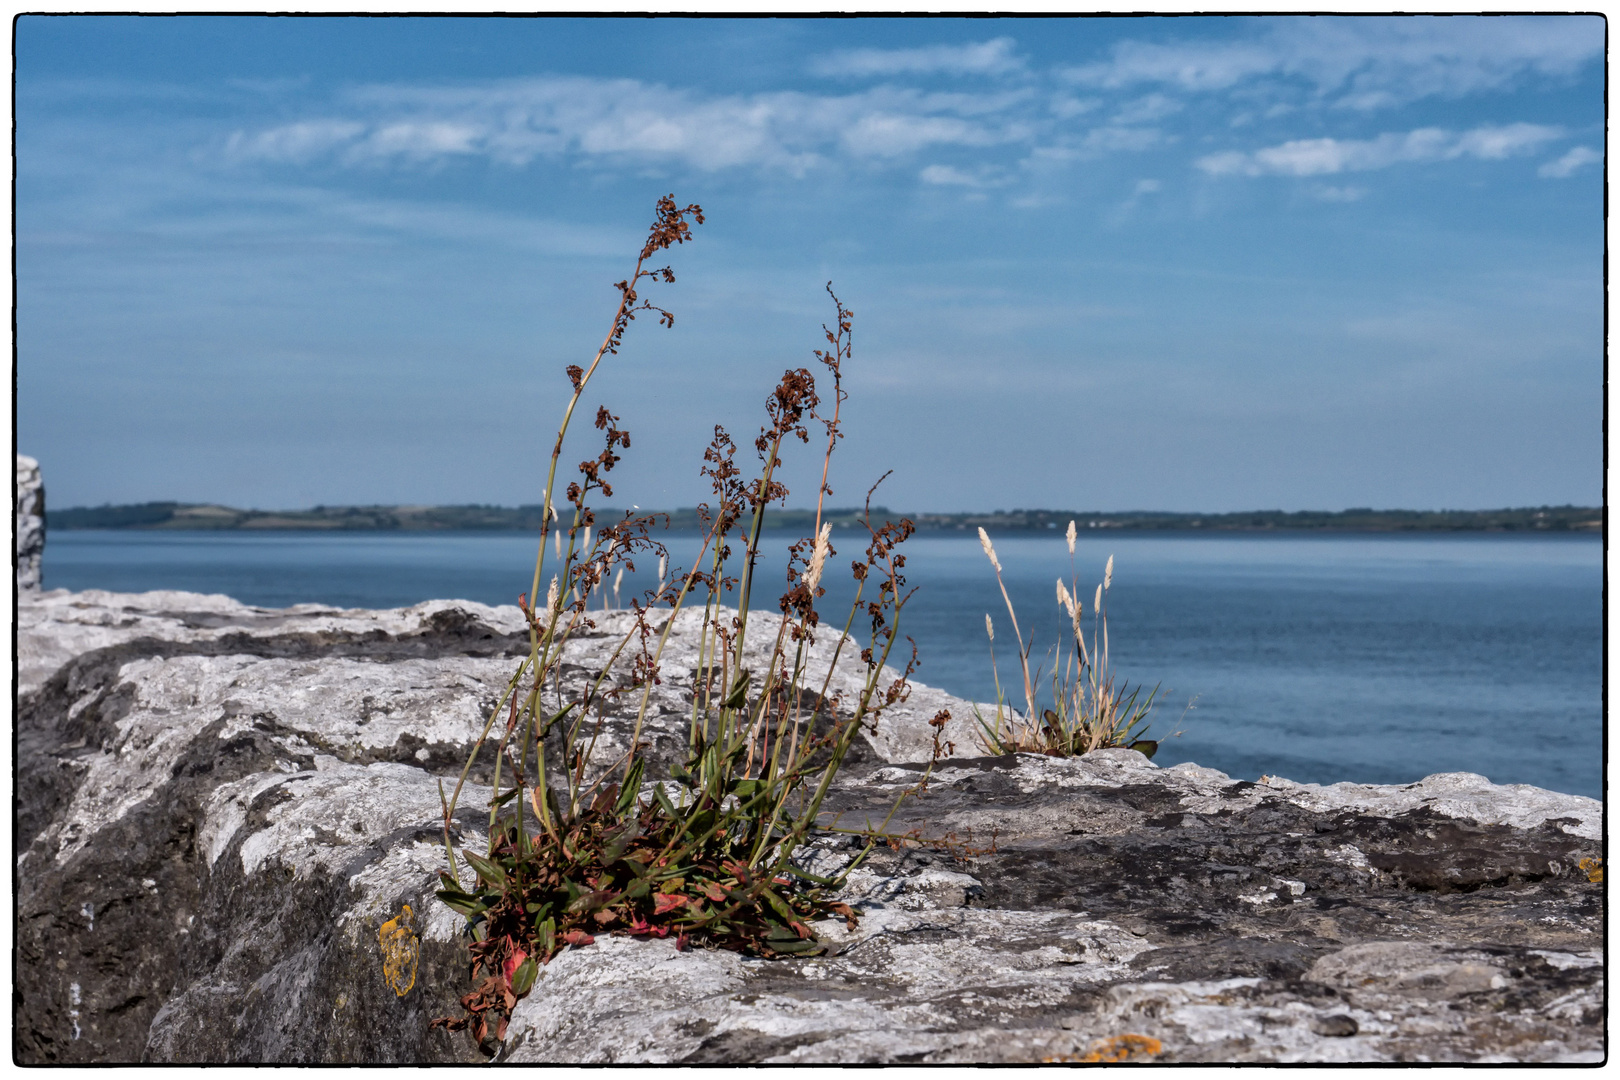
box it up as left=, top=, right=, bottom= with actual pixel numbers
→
left=41, top=528, right=1604, bottom=799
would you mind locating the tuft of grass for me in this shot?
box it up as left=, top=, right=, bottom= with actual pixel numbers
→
left=430, top=196, right=931, bottom=1051
left=974, top=520, right=1184, bottom=759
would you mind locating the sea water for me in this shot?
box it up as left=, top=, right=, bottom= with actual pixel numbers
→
left=41, top=528, right=1603, bottom=798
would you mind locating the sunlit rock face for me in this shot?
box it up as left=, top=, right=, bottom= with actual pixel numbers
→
left=16, top=454, right=44, bottom=591
left=14, top=588, right=1603, bottom=1064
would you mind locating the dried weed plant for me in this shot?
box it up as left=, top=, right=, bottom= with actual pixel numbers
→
left=430, top=196, right=930, bottom=1051
left=974, top=522, right=1182, bottom=759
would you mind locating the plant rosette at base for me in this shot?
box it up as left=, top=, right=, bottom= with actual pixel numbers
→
left=432, top=779, right=859, bottom=1048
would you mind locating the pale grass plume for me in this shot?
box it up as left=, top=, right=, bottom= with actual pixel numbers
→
left=613, top=565, right=625, bottom=596
left=554, top=531, right=563, bottom=559
left=804, top=522, right=833, bottom=592
left=1057, top=578, right=1075, bottom=617
left=978, top=527, right=1001, bottom=573
left=583, top=526, right=592, bottom=553
left=1066, top=520, right=1077, bottom=555
left=1104, top=554, right=1114, bottom=591
left=546, top=575, right=559, bottom=612
left=1094, top=583, right=1103, bottom=612
left=985, top=613, right=995, bottom=641
left=657, top=553, right=668, bottom=585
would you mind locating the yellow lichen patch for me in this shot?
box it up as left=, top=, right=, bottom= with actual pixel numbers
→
left=1045, top=1034, right=1164, bottom=1063
left=379, top=904, right=420, bottom=997
left=1579, top=857, right=1602, bottom=884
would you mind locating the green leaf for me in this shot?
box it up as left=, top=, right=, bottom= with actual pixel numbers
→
left=617, top=758, right=646, bottom=817
left=686, top=809, right=718, bottom=843
left=722, top=669, right=752, bottom=710
left=566, top=888, right=615, bottom=915
left=541, top=701, right=577, bottom=737
left=510, top=957, right=539, bottom=997
left=602, top=837, right=630, bottom=865
left=652, top=784, right=679, bottom=820
left=491, top=787, right=521, bottom=807
left=1129, top=739, right=1158, bottom=760
left=761, top=887, right=799, bottom=925
left=767, top=936, right=823, bottom=955
left=462, top=850, right=507, bottom=889
left=435, top=889, right=488, bottom=917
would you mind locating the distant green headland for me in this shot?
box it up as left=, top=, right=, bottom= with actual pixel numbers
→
left=45, top=502, right=1603, bottom=533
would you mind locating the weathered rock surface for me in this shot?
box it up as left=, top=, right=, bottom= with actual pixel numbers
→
left=14, top=588, right=1605, bottom=1063
left=15, top=454, right=45, bottom=591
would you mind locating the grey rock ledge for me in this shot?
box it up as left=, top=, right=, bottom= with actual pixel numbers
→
left=14, top=588, right=1604, bottom=1063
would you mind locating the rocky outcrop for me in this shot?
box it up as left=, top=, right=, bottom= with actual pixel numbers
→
left=14, top=588, right=1604, bottom=1064
left=16, top=454, right=45, bottom=591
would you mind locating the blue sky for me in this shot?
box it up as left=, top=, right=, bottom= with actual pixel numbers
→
left=15, top=15, right=1604, bottom=513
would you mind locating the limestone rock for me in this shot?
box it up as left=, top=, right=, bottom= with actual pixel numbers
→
left=14, top=587, right=1604, bottom=1063
left=16, top=454, right=44, bottom=591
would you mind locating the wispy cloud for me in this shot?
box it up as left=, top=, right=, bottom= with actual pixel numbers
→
left=919, top=164, right=1010, bottom=188
left=1197, top=123, right=1562, bottom=177
left=1063, top=16, right=1601, bottom=110
left=224, top=77, right=1033, bottom=174
left=1538, top=145, right=1600, bottom=178
left=209, top=25, right=1592, bottom=195
left=1313, top=185, right=1367, bottom=202
left=1111, top=92, right=1183, bottom=125
left=810, top=37, right=1025, bottom=79
left=224, top=119, right=364, bottom=163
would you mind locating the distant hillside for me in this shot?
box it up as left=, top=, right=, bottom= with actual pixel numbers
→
left=910, top=506, right=1603, bottom=533
left=46, top=502, right=1603, bottom=533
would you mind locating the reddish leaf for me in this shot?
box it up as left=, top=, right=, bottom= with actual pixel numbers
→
left=626, top=917, right=670, bottom=938
left=560, top=929, right=596, bottom=947
left=653, top=893, right=689, bottom=915
left=502, top=948, right=528, bottom=984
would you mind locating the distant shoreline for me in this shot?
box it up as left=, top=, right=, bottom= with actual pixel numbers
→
left=44, top=502, right=1604, bottom=534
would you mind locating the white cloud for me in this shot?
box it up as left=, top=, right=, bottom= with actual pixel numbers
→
left=1197, top=123, right=1562, bottom=177
left=1063, top=16, right=1601, bottom=110
left=225, top=78, right=1032, bottom=175
left=225, top=120, right=364, bottom=164
left=1538, top=145, right=1600, bottom=178
left=355, top=121, right=482, bottom=160
left=1082, top=126, right=1165, bottom=154
left=1050, top=95, right=1099, bottom=119
left=1313, top=185, right=1366, bottom=202
left=810, top=37, right=1024, bottom=79
left=919, top=164, right=1008, bottom=188
left=1113, top=176, right=1163, bottom=215
left=1111, top=93, right=1183, bottom=125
